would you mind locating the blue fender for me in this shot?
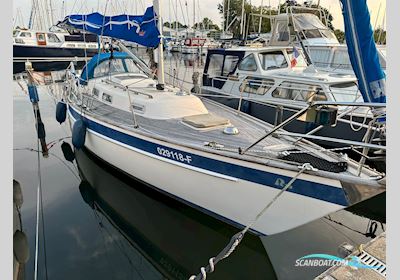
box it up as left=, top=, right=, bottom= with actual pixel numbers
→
left=56, top=102, right=67, bottom=124
left=72, top=119, right=86, bottom=149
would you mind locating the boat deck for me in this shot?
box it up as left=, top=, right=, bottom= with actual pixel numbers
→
left=80, top=95, right=344, bottom=168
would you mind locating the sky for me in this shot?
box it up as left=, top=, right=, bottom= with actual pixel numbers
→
left=13, top=0, right=386, bottom=31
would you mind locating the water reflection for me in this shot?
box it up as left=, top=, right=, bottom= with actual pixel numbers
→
left=74, top=145, right=385, bottom=280
left=75, top=148, right=277, bottom=280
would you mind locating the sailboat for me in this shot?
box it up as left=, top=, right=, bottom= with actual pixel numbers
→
left=13, top=28, right=100, bottom=74
left=57, top=0, right=385, bottom=236
left=13, top=0, right=101, bottom=74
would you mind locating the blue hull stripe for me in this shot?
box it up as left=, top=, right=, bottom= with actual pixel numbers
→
left=69, top=106, right=348, bottom=206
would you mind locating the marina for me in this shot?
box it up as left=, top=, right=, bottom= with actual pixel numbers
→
left=13, top=81, right=386, bottom=279
left=12, top=0, right=387, bottom=279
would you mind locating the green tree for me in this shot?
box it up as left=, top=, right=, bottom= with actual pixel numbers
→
left=193, top=17, right=220, bottom=30
left=334, top=29, right=345, bottom=43
left=374, top=28, right=386, bottom=45
left=217, top=0, right=260, bottom=38
left=163, top=21, right=187, bottom=29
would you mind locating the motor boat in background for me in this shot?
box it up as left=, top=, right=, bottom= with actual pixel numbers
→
left=263, top=6, right=387, bottom=75
left=200, top=46, right=377, bottom=149
left=13, top=28, right=100, bottom=74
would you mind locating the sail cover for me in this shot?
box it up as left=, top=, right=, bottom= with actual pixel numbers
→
left=60, top=6, right=160, bottom=48
left=340, top=0, right=386, bottom=104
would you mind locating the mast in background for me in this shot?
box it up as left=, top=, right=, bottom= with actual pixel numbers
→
left=258, top=0, right=264, bottom=34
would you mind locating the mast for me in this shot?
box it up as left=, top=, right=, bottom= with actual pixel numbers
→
left=168, top=0, right=172, bottom=33
left=222, top=0, right=225, bottom=31
left=193, top=0, right=196, bottom=34
left=175, top=0, right=178, bottom=39
left=226, top=0, right=230, bottom=32
left=240, top=0, right=245, bottom=37
left=373, top=2, right=382, bottom=32
left=258, top=0, right=264, bottom=34
left=154, top=0, right=165, bottom=90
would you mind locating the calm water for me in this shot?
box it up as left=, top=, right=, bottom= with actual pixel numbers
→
left=13, top=54, right=385, bottom=280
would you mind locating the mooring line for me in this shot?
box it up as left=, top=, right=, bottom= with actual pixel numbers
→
left=189, top=163, right=317, bottom=280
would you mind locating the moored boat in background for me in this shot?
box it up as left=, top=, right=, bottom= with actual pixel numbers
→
left=13, top=28, right=100, bottom=74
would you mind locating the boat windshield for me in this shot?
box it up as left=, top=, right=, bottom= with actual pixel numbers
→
left=258, top=51, right=288, bottom=70
left=93, top=58, right=141, bottom=78
left=272, top=82, right=326, bottom=102
left=330, top=82, right=362, bottom=102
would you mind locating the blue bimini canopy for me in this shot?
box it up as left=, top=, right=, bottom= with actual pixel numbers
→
left=80, top=52, right=130, bottom=84
left=61, top=6, right=160, bottom=48
left=340, top=0, right=386, bottom=104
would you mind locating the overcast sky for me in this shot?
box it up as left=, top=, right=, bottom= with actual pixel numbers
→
left=13, top=0, right=386, bottom=31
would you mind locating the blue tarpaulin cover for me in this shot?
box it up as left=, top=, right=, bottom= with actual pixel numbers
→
left=340, top=0, right=386, bottom=104
left=61, top=6, right=160, bottom=48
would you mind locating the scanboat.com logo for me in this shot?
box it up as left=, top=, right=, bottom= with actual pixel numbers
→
left=295, top=254, right=383, bottom=269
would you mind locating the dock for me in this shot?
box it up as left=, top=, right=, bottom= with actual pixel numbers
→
left=316, top=232, right=386, bottom=280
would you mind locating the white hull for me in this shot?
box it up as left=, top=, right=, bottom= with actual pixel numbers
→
left=68, top=105, right=347, bottom=236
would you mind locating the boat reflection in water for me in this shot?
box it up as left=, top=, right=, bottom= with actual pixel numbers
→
left=75, top=148, right=277, bottom=280
left=75, top=147, right=385, bottom=280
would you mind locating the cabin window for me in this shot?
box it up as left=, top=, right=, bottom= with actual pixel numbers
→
left=238, top=54, right=257, bottom=72
left=207, top=54, right=224, bottom=77
left=272, top=82, right=326, bottom=102
left=331, top=50, right=352, bottom=70
left=258, top=51, right=288, bottom=70
left=222, top=55, right=240, bottom=76
left=92, top=88, right=99, bottom=97
left=320, top=29, right=336, bottom=40
left=93, top=59, right=126, bottom=78
left=240, top=77, right=274, bottom=95
left=13, top=30, right=20, bottom=37
left=308, top=48, right=331, bottom=68
left=274, top=21, right=289, bottom=41
left=20, top=32, right=32, bottom=38
left=37, top=33, right=45, bottom=41
left=123, top=59, right=141, bottom=73
left=132, top=104, right=145, bottom=113
left=303, top=29, right=323, bottom=39
left=102, top=93, right=112, bottom=103
left=330, top=82, right=361, bottom=102
left=47, top=33, right=61, bottom=43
